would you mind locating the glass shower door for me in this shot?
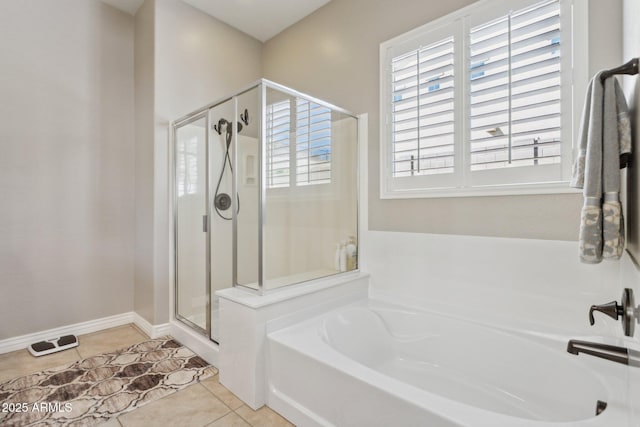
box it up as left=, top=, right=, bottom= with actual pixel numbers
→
left=175, top=114, right=209, bottom=334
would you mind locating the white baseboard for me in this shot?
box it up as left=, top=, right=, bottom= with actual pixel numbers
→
left=0, top=312, right=172, bottom=355
left=0, top=312, right=135, bottom=355
left=133, top=313, right=171, bottom=339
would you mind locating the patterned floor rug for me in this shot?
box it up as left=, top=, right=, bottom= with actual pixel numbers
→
left=0, top=336, right=215, bottom=427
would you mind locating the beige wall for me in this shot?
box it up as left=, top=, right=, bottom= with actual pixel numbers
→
left=0, top=0, right=135, bottom=338
left=134, top=0, right=156, bottom=325
left=154, top=0, right=263, bottom=120
left=264, top=0, right=623, bottom=241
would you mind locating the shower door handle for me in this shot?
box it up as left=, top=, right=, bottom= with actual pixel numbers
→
left=203, top=215, right=208, bottom=232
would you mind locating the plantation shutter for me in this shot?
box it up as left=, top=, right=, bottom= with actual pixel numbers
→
left=177, top=137, right=199, bottom=196
left=296, top=99, right=332, bottom=185
left=267, top=99, right=332, bottom=188
left=266, top=100, right=291, bottom=188
left=469, top=0, right=561, bottom=171
left=390, top=37, right=456, bottom=178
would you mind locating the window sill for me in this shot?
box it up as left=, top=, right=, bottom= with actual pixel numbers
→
left=380, top=181, right=582, bottom=199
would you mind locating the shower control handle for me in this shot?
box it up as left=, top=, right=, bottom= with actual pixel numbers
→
left=589, top=288, right=636, bottom=337
left=589, top=301, right=621, bottom=325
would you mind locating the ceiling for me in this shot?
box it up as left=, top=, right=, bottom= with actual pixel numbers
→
left=100, top=0, right=330, bottom=42
left=100, top=0, right=145, bottom=15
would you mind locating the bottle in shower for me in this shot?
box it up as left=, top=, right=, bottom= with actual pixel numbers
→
left=346, top=236, right=357, bottom=270
left=339, top=240, right=347, bottom=272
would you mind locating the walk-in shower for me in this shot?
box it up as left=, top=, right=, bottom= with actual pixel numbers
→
left=171, top=80, right=359, bottom=343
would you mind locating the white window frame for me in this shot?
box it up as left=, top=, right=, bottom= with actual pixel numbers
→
left=379, top=0, right=587, bottom=198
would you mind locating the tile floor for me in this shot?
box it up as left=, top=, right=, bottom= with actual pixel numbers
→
left=0, top=324, right=294, bottom=427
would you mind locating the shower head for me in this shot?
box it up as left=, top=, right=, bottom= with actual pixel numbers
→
left=214, top=117, right=243, bottom=137
left=213, top=118, right=228, bottom=135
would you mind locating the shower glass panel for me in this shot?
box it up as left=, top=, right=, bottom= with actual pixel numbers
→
left=231, top=81, right=359, bottom=294
left=208, top=98, right=234, bottom=343
left=175, top=114, right=209, bottom=333
left=261, top=86, right=359, bottom=292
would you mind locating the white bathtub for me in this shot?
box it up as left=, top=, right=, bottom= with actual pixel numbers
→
left=266, top=299, right=633, bottom=426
